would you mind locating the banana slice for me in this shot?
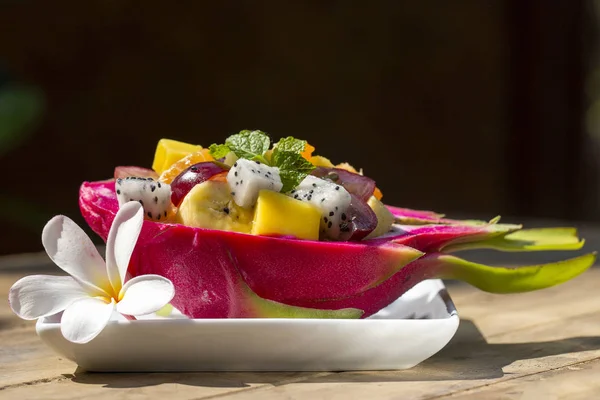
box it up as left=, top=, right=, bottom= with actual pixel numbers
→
left=364, top=196, right=395, bottom=239
left=176, top=181, right=254, bottom=233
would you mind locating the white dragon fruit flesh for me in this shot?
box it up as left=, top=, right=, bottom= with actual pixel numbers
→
left=227, top=159, right=283, bottom=208
left=290, top=175, right=352, bottom=240
left=116, top=177, right=172, bottom=221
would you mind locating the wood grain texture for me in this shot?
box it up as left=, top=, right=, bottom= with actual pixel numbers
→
left=1, top=269, right=599, bottom=399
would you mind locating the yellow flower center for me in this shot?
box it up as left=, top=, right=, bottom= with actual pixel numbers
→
left=94, top=295, right=117, bottom=305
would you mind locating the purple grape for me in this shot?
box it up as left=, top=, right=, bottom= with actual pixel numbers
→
left=171, top=162, right=229, bottom=206
left=311, top=167, right=376, bottom=202
left=338, top=194, right=378, bottom=241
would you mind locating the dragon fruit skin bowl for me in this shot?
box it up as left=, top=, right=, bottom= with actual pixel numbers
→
left=78, top=133, right=596, bottom=319
left=80, top=177, right=595, bottom=320
left=80, top=179, right=423, bottom=318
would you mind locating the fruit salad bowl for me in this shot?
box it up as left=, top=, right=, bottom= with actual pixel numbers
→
left=77, top=132, right=595, bottom=320
left=9, top=131, right=596, bottom=370
left=80, top=177, right=595, bottom=320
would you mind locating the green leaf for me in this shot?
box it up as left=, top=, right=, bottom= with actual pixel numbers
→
left=250, top=154, right=271, bottom=165
left=445, top=227, right=585, bottom=253
left=273, top=151, right=315, bottom=192
left=225, top=130, right=271, bottom=160
left=210, top=132, right=314, bottom=191
left=274, top=136, right=306, bottom=153
left=488, top=215, right=502, bottom=224
left=435, top=252, right=596, bottom=294
left=208, top=143, right=231, bottom=159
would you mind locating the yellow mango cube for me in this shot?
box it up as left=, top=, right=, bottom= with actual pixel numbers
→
left=152, top=139, right=203, bottom=174
left=252, top=190, right=321, bottom=240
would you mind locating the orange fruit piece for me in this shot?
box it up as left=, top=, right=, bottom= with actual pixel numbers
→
left=158, top=148, right=215, bottom=184
left=301, top=143, right=315, bottom=160
left=373, top=187, right=383, bottom=200
left=209, top=171, right=229, bottom=182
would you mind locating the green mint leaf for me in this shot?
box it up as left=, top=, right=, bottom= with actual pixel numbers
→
left=274, top=137, right=306, bottom=153
left=279, top=170, right=306, bottom=193
left=209, top=143, right=232, bottom=159
left=272, top=151, right=315, bottom=176
left=225, top=130, right=271, bottom=161
left=251, top=154, right=271, bottom=165
left=273, top=151, right=315, bottom=192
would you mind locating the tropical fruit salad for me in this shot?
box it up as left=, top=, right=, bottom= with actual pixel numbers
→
left=76, top=130, right=596, bottom=320
left=114, top=131, right=391, bottom=241
left=10, top=129, right=597, bottom=346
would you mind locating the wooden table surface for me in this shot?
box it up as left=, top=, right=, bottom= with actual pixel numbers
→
left=1, top=267, right=599, bottom=400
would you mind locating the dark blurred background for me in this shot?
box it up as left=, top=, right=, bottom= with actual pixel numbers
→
left=1, top=1, right=600, bottom=255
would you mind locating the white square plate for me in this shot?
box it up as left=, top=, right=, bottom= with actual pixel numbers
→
left=36, top=279, right=459, bottom=372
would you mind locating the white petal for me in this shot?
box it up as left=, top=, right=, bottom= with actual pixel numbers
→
left=116, top=274, right=175, bottom=316
left=105, top=202, right=144, bottom=294
left=8, top=275, right=88, bottom=320
left=61, top=297, right=115, bottom=344
left=42, top=215, right=110, bottom=295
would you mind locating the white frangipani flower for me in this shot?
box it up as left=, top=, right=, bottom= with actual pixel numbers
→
left=8, top=202, right=175, bottom=344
